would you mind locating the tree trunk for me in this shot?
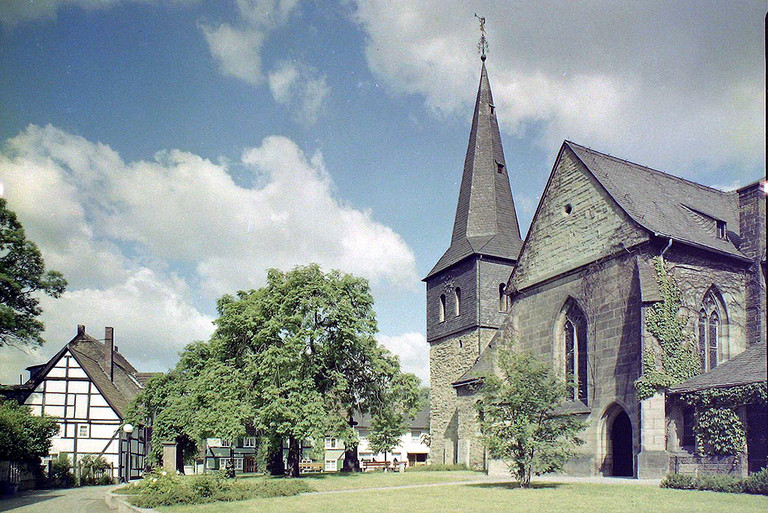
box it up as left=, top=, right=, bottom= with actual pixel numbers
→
left=342, top=415, right=360, bottom=472
left=267, top=443, right=285, bottom=476
left=286, top=436, right=301, bottom=478
left=342, top=446, right=360, bottom=472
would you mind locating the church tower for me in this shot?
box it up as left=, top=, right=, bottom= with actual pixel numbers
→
left=424, top=50, right=523, bottom=467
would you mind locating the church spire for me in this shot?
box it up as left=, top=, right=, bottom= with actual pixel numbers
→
left=425, top=26, right=523, bottom=280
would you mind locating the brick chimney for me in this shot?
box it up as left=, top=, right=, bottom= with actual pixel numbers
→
left=104, top=327, right=115, bottom=381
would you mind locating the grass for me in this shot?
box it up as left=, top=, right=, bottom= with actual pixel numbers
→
left=156, top=475, right=768, bottom=513
left=295, top=469, right=486, bottom=491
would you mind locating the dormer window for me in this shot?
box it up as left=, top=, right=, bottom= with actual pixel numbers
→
left=496, top=161, right=504, bottom=174
left=717, top=221, right=726, bottom=240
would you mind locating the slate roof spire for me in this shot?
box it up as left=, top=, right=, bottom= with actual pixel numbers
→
left=425, top=56, right=523, bottom=279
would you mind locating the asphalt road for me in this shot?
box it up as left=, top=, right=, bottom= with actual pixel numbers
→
left=0, top=485, right=115, bottom=513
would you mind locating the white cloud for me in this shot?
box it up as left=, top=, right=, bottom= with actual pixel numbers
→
left=201, top=24, right=266, bottom=86
left=0, top=124, right=417, bottom=380
left=201, top=0, right=302, bottom=89
left=378, top=332, right=429, bottom=385
left=268, top=61, right=330, bottom=125
left=349, top=0, right=765, bottom=176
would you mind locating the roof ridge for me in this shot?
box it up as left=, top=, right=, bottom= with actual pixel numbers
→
left=565, top=140, right=729, bottom=196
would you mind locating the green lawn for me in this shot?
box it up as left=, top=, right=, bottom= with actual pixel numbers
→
left=158, top=476, right=768, bottom=513
left=288, top=469, right=487, bottom=491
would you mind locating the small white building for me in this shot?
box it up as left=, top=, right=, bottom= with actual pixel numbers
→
left=9, top=325, right=154, bottom=481
left=322, top=407, right=430, bottom=471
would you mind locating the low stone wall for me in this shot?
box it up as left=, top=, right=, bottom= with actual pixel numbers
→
left=669, top=454, right=743, bottom=476
left=105, top=490, right=155, bottom=513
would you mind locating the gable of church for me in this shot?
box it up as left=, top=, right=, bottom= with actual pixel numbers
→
left=511, top=145, right=649, bottom=290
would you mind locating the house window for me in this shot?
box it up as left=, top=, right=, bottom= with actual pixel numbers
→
left=234, top=458, right=243, bottom=471
left=698, top=288, right=726, bottom=371
left=411, top=430, right=421, bottom=442
left=221, top=439, right=230, bottom=447
left=716, top=221, right=726, bottom=239
left=325, top=458, right=337, bottom=471
left=244, top=437, right=256, bottom=448
left=325, top=437, right=337, bottom=449
left=78, top=424, right=89, bottom=438
left=358, top=429, right=368, bottom=441
left=562, top=302, right=588, bottom=405
left=454, top=288, right=461, bottom=316
left=439, top=294, right=446, bottom=322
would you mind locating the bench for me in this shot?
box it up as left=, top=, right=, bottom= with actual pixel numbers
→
left=361, top=461, right=406, bottom=472
left=299, top=462, right=324, bottom=473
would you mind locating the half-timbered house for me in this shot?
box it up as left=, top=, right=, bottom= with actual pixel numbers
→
left=6, top=325, right=155, bottom=481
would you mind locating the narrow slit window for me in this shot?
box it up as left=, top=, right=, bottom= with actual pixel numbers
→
left=439, top=294, right=446, bottom=323
left=454, top=288, right=461, bottom=316
left=498, top=283, right=507, bottom=312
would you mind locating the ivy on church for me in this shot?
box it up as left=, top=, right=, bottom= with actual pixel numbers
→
left=634, top=257, right=700, bottom=400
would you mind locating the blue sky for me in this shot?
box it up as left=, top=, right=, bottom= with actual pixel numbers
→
left=0, top=1, right=764, bottom=385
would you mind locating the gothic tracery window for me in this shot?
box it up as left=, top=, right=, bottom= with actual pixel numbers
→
left=563, top=302, right=588, bottom=405
left=698, top=289, right=725, bottom=372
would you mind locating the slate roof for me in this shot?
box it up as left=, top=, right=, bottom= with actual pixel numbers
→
left=425, top=63, right=523, bottom=280
left=453, top=343, right=498, bottom=387
left=8, top=327, right=146, bottom=418
left=669, top=341, right=767, bottom=394
left=566, top=142, right=749, bottom=262
left=355, top=404, right=430, bottom=430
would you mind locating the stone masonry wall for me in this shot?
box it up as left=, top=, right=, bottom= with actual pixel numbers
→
left=429, top=327, right=495, bottom=466
left=512, top=146, right=648, bottom=291
left=507, top=252, right=642, bottom=476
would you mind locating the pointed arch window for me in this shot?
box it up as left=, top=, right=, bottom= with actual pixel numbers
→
left=562, top=302, right=588, bottom=405
left=439, top=294, right=446, bottom=323
left=454, top=288, right=461, bottom=316
left=698, top=289, right=726, bottom=371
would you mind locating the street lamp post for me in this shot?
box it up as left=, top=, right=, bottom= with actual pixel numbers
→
left=123, top=424, right=134, bottom=483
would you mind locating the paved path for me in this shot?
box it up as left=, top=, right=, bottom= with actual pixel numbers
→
left=0, top=485, right=117, bottom=513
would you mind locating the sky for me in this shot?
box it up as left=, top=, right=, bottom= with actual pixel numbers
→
left=0, top=0, right=764, bottom=386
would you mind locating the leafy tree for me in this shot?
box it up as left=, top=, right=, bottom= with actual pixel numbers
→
left=476, top=344, right=586, bottom=488
left=129, top=264, right=421, bottom=478
left=127, top=341, right=255, bottom=468
left=212, top=264, right=421, bottom=476
left=0, top=198, right=67, bottom=347
left=0, top=400, right=59, bottom=461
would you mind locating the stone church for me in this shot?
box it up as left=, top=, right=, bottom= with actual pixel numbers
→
left=426, top=56, right=766, bottom=478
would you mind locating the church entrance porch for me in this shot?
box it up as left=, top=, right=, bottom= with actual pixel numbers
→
left=610, top=410, right=634, bottom=477
left=600, top=404, right=636, bottom=478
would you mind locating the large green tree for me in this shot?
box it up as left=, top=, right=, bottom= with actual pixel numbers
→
left=476, top=344, right=586, bottom=488
left=129, top=264, right=420, bottom=477
left=0, top=198, right=67, bottom=347
left=0, top=400, right=59, bottom=461
left=213, top=264, right=420, bottom=476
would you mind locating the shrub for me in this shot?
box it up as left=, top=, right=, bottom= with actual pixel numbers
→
left=743, top=467, right=768, bottom=495
left=661, top=471, right=768, bottom=495
left=693, top=473, right=743, bottom=493
left=126, top=471, right=314, bottom=508
left=660, top=473, right=694, bottom=490
left=78, top=455, right=114, bottom=486
left=49, top=454, right=74, bottom=488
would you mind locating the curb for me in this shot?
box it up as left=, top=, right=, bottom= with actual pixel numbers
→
left=105, top=489, right=156, bottom=513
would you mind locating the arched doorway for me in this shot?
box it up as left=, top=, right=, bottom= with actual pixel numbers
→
left=610, top=410, right=633, bottom=477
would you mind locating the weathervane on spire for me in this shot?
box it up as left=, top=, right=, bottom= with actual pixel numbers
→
left=475, top=13, right=488, bottom=61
